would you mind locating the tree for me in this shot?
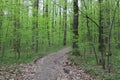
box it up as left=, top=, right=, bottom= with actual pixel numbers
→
left=13, top=0, right=21, bottom=59
left=63, top=0, right=67, bottom=46
left=72, top=0, right=79, bottom=56
left=32, top=0, right=39, bottom=52
left=98, top=0, right=105, bottom=69
left=45, top=0, right=50, bottom=46
left=0, top=1, right=3, bottom=57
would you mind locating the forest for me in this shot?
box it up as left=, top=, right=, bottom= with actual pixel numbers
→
left=0, top=0, right=120, bottom=80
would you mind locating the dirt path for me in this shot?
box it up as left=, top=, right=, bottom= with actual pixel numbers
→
left=26, top=47, right=95, bottom=80
left=0, top=47, right=95, bottom=80
left=34, top=47, right=70, bottom=80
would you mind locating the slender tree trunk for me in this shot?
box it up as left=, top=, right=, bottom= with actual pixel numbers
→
left=59, top=2, right=62, bottom=44
left=54, top=1, right=58, bottom=45
left=63, top=0, right=67, bottom=46
left=35, top=0, right=39, bottom=52
left=117, top=1, right=120, bottom=46
left=13, top=0, right=21, bottom=59
left=98, top=0, right=105, bottom=69
left=41, top=0, right=45, bottom=45
left=46, top=0, right=50, bottom=46
left=105, top=0, right=111, bottom=73
left=32, top=0, right=39, bottom=52
left=0, top=5, right=3, bottom=57
left=52, top=1, right=55, bottom=45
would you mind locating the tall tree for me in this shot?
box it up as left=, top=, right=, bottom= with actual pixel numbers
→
left=63, top=0, right=67, bottom=46
left=0, top=1, right=3, bottom=57
left=13, top=0, right=21, bottom=59
left=32, top=0, right=39, bottom=52
left=51, top=0, right=55, bottom=45
left=98, top=0, right=105, bottom=69
left=59, top=0, right=62, bottom=44
left=46, top=0, right=50, bottom=46
left=72, top=0, right=79, bottom=56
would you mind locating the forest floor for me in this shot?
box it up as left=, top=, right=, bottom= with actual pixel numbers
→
left=0, top=47, right=96, bottom=80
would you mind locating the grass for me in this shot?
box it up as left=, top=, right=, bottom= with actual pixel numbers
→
left=69, top=48, right=120, bottom=80
left=0, top=45, right=64, bottom=67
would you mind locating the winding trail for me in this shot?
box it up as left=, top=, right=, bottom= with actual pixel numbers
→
left=19, top=47, right=95, bottom=80
left=34, top=47, right=70, bottom=80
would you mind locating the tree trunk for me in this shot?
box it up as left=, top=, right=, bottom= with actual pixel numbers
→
left=0, top=5, right=3, bottom=57
left=59, top=1, right=62, bottom=45
left=98, top=0, right=105, bottom=69
left=46, top=0, right=50, bottom=46
left=52, top=1, right=55, bottom=46
left=13, top=0, right=21, bottom=59
left=32, top=0, right=39, bottom=52
left=72, top=0, right=79, bottom=56
left=35, top=0, right=39, bottom=52
left=63, top=0, right=67, bottom=46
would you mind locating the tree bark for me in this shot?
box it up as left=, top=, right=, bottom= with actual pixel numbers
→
left=63, top=0, right=67, bottom=46
left=46, top=0, right=50, bottom=46
left=72, top=0, right=79, bottom=56
left=32, top=0, right=39, bottom=52
left=98, top=0, right=105, bottom=69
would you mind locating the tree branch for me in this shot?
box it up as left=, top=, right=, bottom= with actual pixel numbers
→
left=79, top=9, right=100, bottom=28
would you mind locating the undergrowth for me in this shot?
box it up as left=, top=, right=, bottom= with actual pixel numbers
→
left=0, top=45, right=63, bottom=67
left=69, top=48, right=120, bottom=80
